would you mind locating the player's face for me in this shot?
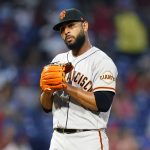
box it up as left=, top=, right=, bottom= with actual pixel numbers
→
left=60, top=21, right=86, bottom=51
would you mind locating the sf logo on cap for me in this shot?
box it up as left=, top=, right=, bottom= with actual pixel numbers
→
left=59, top=10, right=66, bottom=20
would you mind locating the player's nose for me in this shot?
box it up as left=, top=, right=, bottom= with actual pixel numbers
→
left=64, top=26, right=70, bottom=35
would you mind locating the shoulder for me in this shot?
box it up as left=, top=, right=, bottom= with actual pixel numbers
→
left=51, top=51, right=70, bottom=63
left=92, top=47, right=117, bottom=71
left=92, top=47, right=115, bottom=63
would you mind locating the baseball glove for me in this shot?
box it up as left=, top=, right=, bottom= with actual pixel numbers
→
left=40, top=62, right=73, bottom=91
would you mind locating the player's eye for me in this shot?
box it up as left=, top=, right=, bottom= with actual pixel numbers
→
left=60, top=26, right=65, bottom=33
left=60, top=22, right=79, bottom=33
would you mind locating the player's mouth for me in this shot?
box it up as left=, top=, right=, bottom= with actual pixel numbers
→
left=65, top=36, right=74, bottom=43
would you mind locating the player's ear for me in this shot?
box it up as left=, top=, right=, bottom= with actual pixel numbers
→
left=82, top=21, right=88, bottom=32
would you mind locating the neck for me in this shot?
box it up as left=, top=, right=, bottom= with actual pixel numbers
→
left=72, top=40, right=92, bottom=57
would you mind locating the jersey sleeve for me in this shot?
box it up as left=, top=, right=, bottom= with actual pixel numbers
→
left=92, top=58, right=118, bottom=93
left=51, top=54, right=62, bottom=63
left=51, top=53, right=68, bottom=64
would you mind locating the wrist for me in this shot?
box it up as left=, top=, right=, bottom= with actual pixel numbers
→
left=64, top=83, right=77, bottom=96
left=64, top=83, right=71, bottom=92
left=40, top=91, right=54, bottom=110
left=41, top=90, right=54, bottom=101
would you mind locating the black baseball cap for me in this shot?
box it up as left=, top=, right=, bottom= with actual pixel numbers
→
left=53, top=8, right=86, bottom=31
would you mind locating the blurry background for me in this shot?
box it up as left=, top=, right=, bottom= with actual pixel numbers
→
left=0, top=0, right=150, bottom=150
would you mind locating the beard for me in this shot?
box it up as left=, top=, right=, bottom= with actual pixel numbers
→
left=65, top=30, right=85, bottom=53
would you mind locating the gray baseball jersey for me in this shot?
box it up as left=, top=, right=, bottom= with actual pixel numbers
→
left=51, top=46, right=118, bottom=130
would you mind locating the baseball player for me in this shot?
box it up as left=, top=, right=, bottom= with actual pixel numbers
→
left=40, top=8, right=118, bottom=150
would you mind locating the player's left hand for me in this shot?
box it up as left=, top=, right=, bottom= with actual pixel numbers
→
left=40, top=62, right=73, bottom=91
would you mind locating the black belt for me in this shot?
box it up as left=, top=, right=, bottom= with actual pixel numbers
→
left=54, top=128, right=91, bottom=134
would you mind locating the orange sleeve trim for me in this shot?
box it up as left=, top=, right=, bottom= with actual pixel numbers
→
left=93, top=87, right=115, bottom=92
left=98, top=130, right=103, bottom=150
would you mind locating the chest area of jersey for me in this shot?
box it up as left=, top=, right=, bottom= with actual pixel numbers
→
left=66, top=60, right=93, bottom=91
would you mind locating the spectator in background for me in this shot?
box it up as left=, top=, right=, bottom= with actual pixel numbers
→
left=114, top=0, right=148, bottom=63
left=116, top=129, right=139, bottom=150
left=91, top=2, right=115, bottom=52
left=0, top=123, right=32, bottom=150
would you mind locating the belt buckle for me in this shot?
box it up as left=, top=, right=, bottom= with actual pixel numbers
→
left=76, top=129, right=83, bottom=133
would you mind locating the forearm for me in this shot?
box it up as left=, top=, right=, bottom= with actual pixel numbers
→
left=40, top=90, right=54, bottom=111
left=64, top=84, right=98, bottom=111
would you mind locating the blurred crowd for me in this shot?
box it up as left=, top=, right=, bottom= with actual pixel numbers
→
left=0, top=0, right=150, bottom=150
